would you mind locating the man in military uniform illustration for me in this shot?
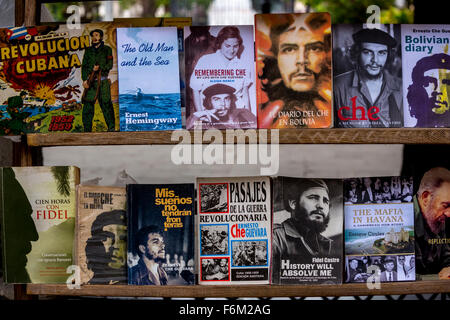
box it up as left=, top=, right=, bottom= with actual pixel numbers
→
left=82, top=29, right=115, bottom=132
left=6, top=91, right=30, bottom=135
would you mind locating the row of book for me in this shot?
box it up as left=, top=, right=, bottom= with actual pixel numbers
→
left=0, top=15, right=449, bottom=136
left=1, top=166, right=449, bottom=285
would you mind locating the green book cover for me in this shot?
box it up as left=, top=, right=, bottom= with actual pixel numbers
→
left=0, top=166, right=79, bottom=283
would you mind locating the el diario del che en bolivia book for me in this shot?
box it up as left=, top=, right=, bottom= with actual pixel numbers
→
left=0, top=166, right=79, bottom=283
left=127, top=184, right=195, bottom=285
left=344, top=176, right=415, bottom=283
left=76, top=185, right=127, bottom=284
left=197, top=177, right=271, bottom=285
left=271, top=177, right=343, bottom=284
left=0, top=23, right=123, bottom=135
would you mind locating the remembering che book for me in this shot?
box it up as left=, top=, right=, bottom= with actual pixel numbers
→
left=197, top=176, right=271, bottom=285
left=344, top=176, right=416, bottom=283
left=184, top=25, right=257, bottom=129
left=0, top=23, right=124, bottom=135
left=0, top=166, right=79, bottom=284
left=127, top=184, right=195, bottom=285
left=76, top=185, right=127, bottom=285
left=271, top=177, right=343, bottom=285
left=255, top=13, right=333, bottom=128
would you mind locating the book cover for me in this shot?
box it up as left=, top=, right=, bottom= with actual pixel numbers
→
left=185, top=25, right=257, bottom=129
left=333, top=24, right=403, bottom=128
left=117, top=27, right=182, bottom=131
left=114, top=17, right=192, bottom=128
left=76, top=185, right=127, bottom=284
left=255, top=13, right=332, bottom=128
left=271, top=177, right=343, bottom=285
left=0, top=23, right=122, bottom=135
left=127, top=184, right=195, bottom=285
left=0, top=166, right=79, bottom=283
left=197, top=176, right=271, bottom=285
left=401, top=24, right=450, bottom=127
left=344, top=176, right=415, bottom=283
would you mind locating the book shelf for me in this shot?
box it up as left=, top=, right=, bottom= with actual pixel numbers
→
left=7, top=0, right=450, bottom=301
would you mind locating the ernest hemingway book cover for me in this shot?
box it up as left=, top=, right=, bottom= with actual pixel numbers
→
left=0, top=166, right=79, bottom=284
left=117, top=27, right=182, bottom=131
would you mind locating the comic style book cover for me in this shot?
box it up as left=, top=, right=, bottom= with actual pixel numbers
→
left=333, top=24, right=403, bottom=128
left=401, top=24, right=450, bottom=127
left=0, top=166, right=79, bottom=283
left=117, top=27, right=182, bottom=131
left=0, top=23, right=123, bottom=135
left=344, top=176, right=415, bottom=283
left=197, top=177, right=271, bottom=285
left=185, top=25, right=257, bottom=129
left=127, top=184, right=195, bottom=285
left=271, top=177, right=343, bottom=285
left=114, top=17, right=191, bottom=127
left=76, top=185, right=127, bottom=285
left=255, top=13, right=332, bottom=128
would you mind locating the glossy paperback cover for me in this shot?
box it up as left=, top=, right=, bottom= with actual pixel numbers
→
left=117, top=27, right=182, bottom=131
left=127, top=184, right=195, bottom=285
left=255, top=13, right=332, bottom=128
left=0, top=166, right=79, bottom=283
left=272, top=177, right=343, bottom=284
left=197, top=176, right=271, bottom=285
left=185, top=25, right=257, bottom=129
left=76, top=185, right=127, bottom=284
left=0, top=23, right=122, bottom=134
left=344, top=176, right=415, bottom=283
left=402, top=24, right=450, bottom=127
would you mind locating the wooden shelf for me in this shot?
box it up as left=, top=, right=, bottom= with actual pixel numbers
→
left=26, top=128, right=450, bottom=146
left=26, top=280, right=450, bottom=298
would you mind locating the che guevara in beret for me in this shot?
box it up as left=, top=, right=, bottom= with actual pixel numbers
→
left=203, top=83, right=236, bottom=98
left=352, top=28, right=397, bottom=47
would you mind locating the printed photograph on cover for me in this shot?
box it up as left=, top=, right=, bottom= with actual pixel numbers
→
left=231, top=240, right=268, bottom=267
left=333, top=24, right=403, bottom=128
left=200, top=257, right=230, bottom=281
left=199, top=183, right=229, bottom=213
left=255, top=13, right=332, bottom=128
left=272, top=177, right=343, bottom=284
left=344, top=176, right=413, bottom=204
left=184, top=25, right=257, bottom=129
left=345, top=255, right=415, bottom=283
left=402, top=24, right=450, bottom=128
left=200, top=224, right=229, bottom=255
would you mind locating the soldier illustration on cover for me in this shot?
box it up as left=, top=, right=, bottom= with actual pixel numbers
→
left=256, top=13, right=332, bottom=128
left=185, top=25, right=256, bottom=129
left=82, top=28, right=115, bottom=132
left=406, top=53, right=450, bottom=127
left=85, top=209, right=127, bottom=284
left=333, top=25, right=403, bottom=128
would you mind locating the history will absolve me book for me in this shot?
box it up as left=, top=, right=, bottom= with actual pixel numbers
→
left=0, top=166, right=79, bottom=283
left=197, top=176, right=271, bottom=285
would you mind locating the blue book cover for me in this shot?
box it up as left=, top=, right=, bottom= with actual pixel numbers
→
left=117, top=27, right=182, bottom=131
left=127, top=184, right=195, bottom=285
